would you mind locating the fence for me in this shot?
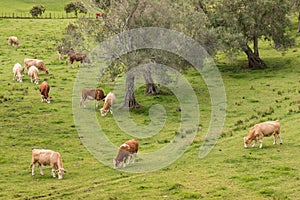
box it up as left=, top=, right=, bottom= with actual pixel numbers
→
left=0, top=12, right=94, bottom=19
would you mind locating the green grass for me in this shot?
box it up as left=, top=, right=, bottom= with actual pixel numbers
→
left=1, top=6, right=300, bottom=200
left=0, top=0, right=90, bottom=18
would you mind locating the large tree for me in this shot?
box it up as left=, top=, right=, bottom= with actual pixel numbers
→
left=207, top=0, right=295, bottom=69
left=62, top=0, right=214, bottom=109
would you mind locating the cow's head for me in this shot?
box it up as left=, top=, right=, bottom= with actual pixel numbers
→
left=113, top=159, right=119, bottom=169
left=34, top=78, right=40, bottom=85
left=100, top=108, right=107, bottom=117
left=57, top=168, right=67, bottom=179
left=45, top=96, right=51, bottom=104
left=244, top=137, right=251, bottom=148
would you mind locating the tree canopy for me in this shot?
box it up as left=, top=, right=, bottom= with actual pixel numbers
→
left=207, top=0, right=295, bottom=69
left=64, top=1, right=87, bottom=17
left=29, top=5, right=46, bottom=18
left=60, top=0, right=299, bottom=109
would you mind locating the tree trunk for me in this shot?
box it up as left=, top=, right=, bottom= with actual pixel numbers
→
left=143, top=65, right=159, bottom=95
left=120, top=73, right=141, bottom=109
left=244, top=45, right=266, bottom=69
left=298, top=13, right=300, bottom=33
left=253, top=32, right=259, bottom=57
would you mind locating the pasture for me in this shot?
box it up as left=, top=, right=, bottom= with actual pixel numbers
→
left=0, top=8, right=300, bottom=200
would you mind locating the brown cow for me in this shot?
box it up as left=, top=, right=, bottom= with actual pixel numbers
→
left=28, top=66, right=39, bottom=84
left=39, top=81, right=51, bottom=103
left=30, top=148, right=67, bottom=179
left=100, top=92, right=116, bottom=116
left=96, top=12, right=104, bottom=18
left=113, top=139, right=139, bottom=168
left=244, top=120, right=282, bottom=149
left=12, top=63, right=23, bottom=82
left=68, top=52, right=90, bottom=68
left=8, top=36, right=19, bottom=47
left=24, top=58, right=49, bottom=74
left=80, top=88, right=106, bottom=108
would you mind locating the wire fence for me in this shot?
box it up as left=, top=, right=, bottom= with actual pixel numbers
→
left=0, top=12, right=94, bottom=19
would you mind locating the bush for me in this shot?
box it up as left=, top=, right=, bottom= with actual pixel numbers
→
left=64, top=2, right=87, bottom=17
left=30, top=5, right=46, bottom=18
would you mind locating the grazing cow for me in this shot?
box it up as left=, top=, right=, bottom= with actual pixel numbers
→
left=80, top=88, right=106, bottom=108
left=39, top=81, right=51, bottom=103
left=100, top=92, right=116, bottom=116
left=244, top=120, right=282, bottom=149
left=30, top=148, right=67, bottom=179
left=12, top=63, right=23, bottom=82
left=113, top=139, right=139, bottom=168
left=96, top=12, right=104, bottom=18
left=8, top=36, right=19, bottom=47
left=28, top=66, right=39, bottom=84
left=68, top=52, right=90, bottom=68
left=24, top=58, right=49, bottom=74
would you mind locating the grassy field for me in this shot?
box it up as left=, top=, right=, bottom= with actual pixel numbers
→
left=0, top=0, right=88, bottom=18
left=0, top=4, right=300, bottom=200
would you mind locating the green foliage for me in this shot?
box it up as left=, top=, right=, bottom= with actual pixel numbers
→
left=29, top=5, right=46, bottom=17
left=1, top=1, right=300, bottom=199
left=64, top=1, right=87, bottom=17
left=209, top=0, right=295, bottom=58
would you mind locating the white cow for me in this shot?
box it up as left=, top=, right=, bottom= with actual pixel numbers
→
left=100, top=92, right=116, bottom=116
left=28, top=66, right=39, bottom=84
left=12, top=63, right=23, bottom=82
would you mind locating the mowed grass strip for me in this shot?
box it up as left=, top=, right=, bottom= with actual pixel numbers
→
left=0, top=16, right=300, bottom=200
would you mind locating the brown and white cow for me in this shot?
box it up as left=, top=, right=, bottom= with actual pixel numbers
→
left=24, top=58, right=49, bottom=74
left=8, top=36, right=19, bottom=47
left=100, top=92, right=116, bottom=116
left=12, top=63, right=23, bottom=82
left=80, top=88, right=106, bottom=108
left=244, top=120, right=282, bottom=149
left=39, top=81, right=51, bottom=103
left=68, top=52, right=90, bottom=68
left=28, top=66, right=39, bottom=84
left=30, top=148, right=67, bottom=179
left=113, top=139, right=139, bottom=168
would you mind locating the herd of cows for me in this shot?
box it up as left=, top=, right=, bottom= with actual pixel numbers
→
left=8, top=35, right=283, bottom=180
left=8, top=35, right=139, bottom=179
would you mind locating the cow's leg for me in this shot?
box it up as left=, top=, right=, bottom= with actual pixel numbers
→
left=80, top=97, right=86, bottom=108
left=131, top=153, right=136, bottom=164
left=96, top=101, right=99, bottom=108
left=38, top=164, right=44, bottom=175
left=278, top=133, right=283, bottom=144
left=126, top=155, right=131, bottom=165
left=259, top=139, right=263, bottom=148
left=273, top=134, right=277, bottom=145
left=109, top=107, right=113, bottom=114
left=123, top=157, right=127, bottom=168
left=31, top=163, right=35, bottom=176
left=251, top=140, right=256, bottom=148
left=41, top=95, right=44, bottom=102
left=52, top=168, right=56, bottom=178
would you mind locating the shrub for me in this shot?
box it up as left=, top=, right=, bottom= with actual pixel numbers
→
left=64, top=1, right=87, bottom=17
left=30, top=5, right=46, bottom=18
